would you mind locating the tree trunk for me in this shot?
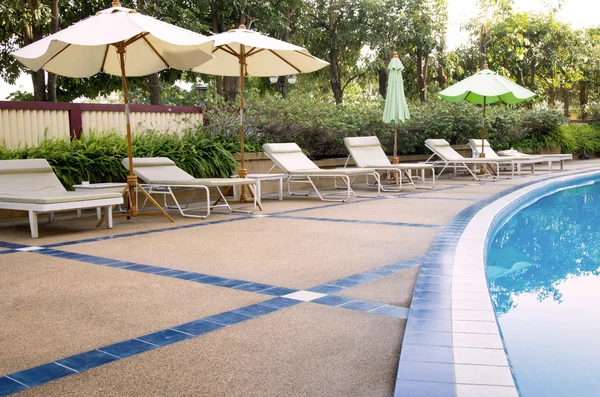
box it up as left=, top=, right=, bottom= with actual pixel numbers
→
left=479, top=24, right=489, bottom=69
left=378, top=67, right=388, bottom=99
left=147, top=73, right=161, bottom=105
left=562, top=88, right=570, bottom=118
left=580, top=81, right=588, bottom=120
left=223, top=77, right=239, bottom=102
left=416, top=49, right=428, bottom=103
left=329, top=49, right=343, bottom=105
left=436, top=62, right=447, bottom=90
left=46, top=0, right=59, bottom=102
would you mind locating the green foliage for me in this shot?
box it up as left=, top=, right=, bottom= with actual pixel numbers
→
left=558, top=124, right=600, bottom=154
left=0, top=131, right=237, bottom=188
left=513, top=109, right=567, bottom=152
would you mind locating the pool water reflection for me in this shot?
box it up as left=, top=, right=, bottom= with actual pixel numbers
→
left=487, top=181, right=600, bottom=397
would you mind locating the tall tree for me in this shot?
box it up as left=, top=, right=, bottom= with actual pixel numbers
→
left=300, top=0, right=371, bottom=104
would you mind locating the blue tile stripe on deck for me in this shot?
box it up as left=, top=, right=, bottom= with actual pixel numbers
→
left=0, top=249, right=420, bottom=395
left=0, top=298, right=302, bottom=396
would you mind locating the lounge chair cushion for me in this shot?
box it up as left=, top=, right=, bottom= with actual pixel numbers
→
left=149, top=178, right=255, bottom=187
left=0, top=191, right=122, bottom=204
left=344, top=137, right=434, bottom=170
left=263, top=143, right=320, bottom=172
left=0, top=159, right=122, bottom=204
left=343, top=136, right=393, bottom=167
left=124, top=157, right=254, bottom=186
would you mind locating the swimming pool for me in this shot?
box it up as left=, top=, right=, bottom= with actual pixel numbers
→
left=487, top=175, right=600, bottom=397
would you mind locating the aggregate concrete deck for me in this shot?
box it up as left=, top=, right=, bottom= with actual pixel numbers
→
left=0, top=159, right=598, bottom=397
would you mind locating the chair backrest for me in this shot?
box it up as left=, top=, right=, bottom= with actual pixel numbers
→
left=343, top=136, right=391, bottom=167
left=424, top=139, right=465, bottom=161
left=123, top=157, right=195, bottom=183
left=0, top=159, right=66, bottom=197
left=468, top=139, right=500, bottom=159
left=262, top=143, right=320, bottom=172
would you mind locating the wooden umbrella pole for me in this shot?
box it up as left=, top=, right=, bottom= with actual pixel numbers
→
left=393, top=126, right=399, bottom=164
left=117, top=44, right=138, bottom=214
left=238, top=47, right=248, bottom=201
left=480, top=96, right=486, bottom=158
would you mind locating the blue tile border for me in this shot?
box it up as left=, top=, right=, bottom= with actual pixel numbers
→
left=393, top=169, right=596, bottom=396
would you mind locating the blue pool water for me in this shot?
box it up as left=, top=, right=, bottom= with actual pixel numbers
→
left=487, top=179, right=600, bottom=397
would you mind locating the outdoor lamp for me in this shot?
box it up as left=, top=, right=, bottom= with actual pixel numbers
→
left=269, top=75, right=297, bottom=98
left=195, top=82, right=208, bottom=107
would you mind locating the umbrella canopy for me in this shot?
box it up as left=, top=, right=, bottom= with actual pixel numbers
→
left=12, top=1, right=214, bottom=220
left=439, top=68, right=535, bottom=105
left=192, top=25, right=328, bottom=200
left=12, top=4, right=214, bottom=77
left=438, top=67, right=535, bottom=156
left=193, top=26, right=329, bottom=77
left=382, top=52, right=410, bottom=162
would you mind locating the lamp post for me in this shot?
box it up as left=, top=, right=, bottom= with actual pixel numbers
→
left=269, top=75, right=296, bottom=98
left=195, top=82, right=208, bottom=108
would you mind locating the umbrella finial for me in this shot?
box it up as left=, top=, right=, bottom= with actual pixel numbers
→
left=112, top=0, right=121, bottom=7
left=239, top=24, right=246, bottom=30
left=393, top=51, right=398, bottom=58
left=482, top=63, right=489, bottom=70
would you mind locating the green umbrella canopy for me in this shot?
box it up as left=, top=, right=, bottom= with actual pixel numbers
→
left=383, top=52, right=410, bottom=161
left=439, top=68, right=535, bottom=105
left=383, top=54, right=410, bottom=124
left=439, top=67, right=535, bottom=157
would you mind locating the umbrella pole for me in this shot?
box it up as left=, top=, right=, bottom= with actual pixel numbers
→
left=237, top=50, right=249, bottom=202
left=393, top=126, right=399, bottom=164
left=114, top=45, right=173, bottom=222
left=480, top=97, right=486, bottom=158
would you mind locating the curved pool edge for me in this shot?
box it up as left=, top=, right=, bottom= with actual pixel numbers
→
left=393, top=168, right=600, bottom=397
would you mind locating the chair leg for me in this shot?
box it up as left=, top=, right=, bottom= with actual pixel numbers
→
left=106, top=206, right=113, bottom=229
left=28, top=211, right=39, bottom=239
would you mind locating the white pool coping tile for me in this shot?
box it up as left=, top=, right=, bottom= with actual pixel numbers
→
left=453, top=347, right=509, bottom=366
left=455, top=384, right=519, bottom=397
left=453, top=333, right=504, bottom=349
left=454, top=364, right=515, bottom=386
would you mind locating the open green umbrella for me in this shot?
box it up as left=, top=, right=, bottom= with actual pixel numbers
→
left=383, top=52, right=410, bottom=164
left=438, top=65, right=535, bottom=157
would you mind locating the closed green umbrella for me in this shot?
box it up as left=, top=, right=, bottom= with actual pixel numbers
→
left=383, top=52, right=410, bottom=163
left=439, top=65, right=535, bottom=157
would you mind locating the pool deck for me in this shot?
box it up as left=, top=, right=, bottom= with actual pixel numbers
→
left=1, top=159, right=600, bottom=397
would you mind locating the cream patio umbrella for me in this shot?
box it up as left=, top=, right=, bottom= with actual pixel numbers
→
left=11, top=0, right=215, bottom=221
left=438, top=65, right=535, bottom=157
left=192, top=25, right=329, bottom=201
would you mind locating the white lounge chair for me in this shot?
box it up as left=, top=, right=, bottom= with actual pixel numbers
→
left=467, top=139, right=541, bottom=175
left=424, top=139, right=517, bottom=180
left=0, top=159, right=123, bottom=238
left=263, top=143, right=381, bottom=201
left=343, top=136, right=435, bottom=191
left=123, top=157, right=257, bottom=218
left=492, top=144, right=572, bottom=171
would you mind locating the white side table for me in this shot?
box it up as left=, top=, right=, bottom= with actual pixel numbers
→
left=73, top=182, right=127, bottom=219
left=232, top=174, right=285, bottom=204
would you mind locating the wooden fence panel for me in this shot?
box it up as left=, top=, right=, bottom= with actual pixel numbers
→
left=0, top=101, right=203, bottom=148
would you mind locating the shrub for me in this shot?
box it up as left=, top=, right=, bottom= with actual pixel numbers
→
left=0, top=131, right=237, bottom=188
left=559, top=124, right=600, bottom=154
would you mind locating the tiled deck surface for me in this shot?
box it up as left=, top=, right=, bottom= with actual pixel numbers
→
left=1, top=159, right=599, bottom=396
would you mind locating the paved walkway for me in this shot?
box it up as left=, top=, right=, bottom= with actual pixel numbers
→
left=1, top=159, right=599, bottom=396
